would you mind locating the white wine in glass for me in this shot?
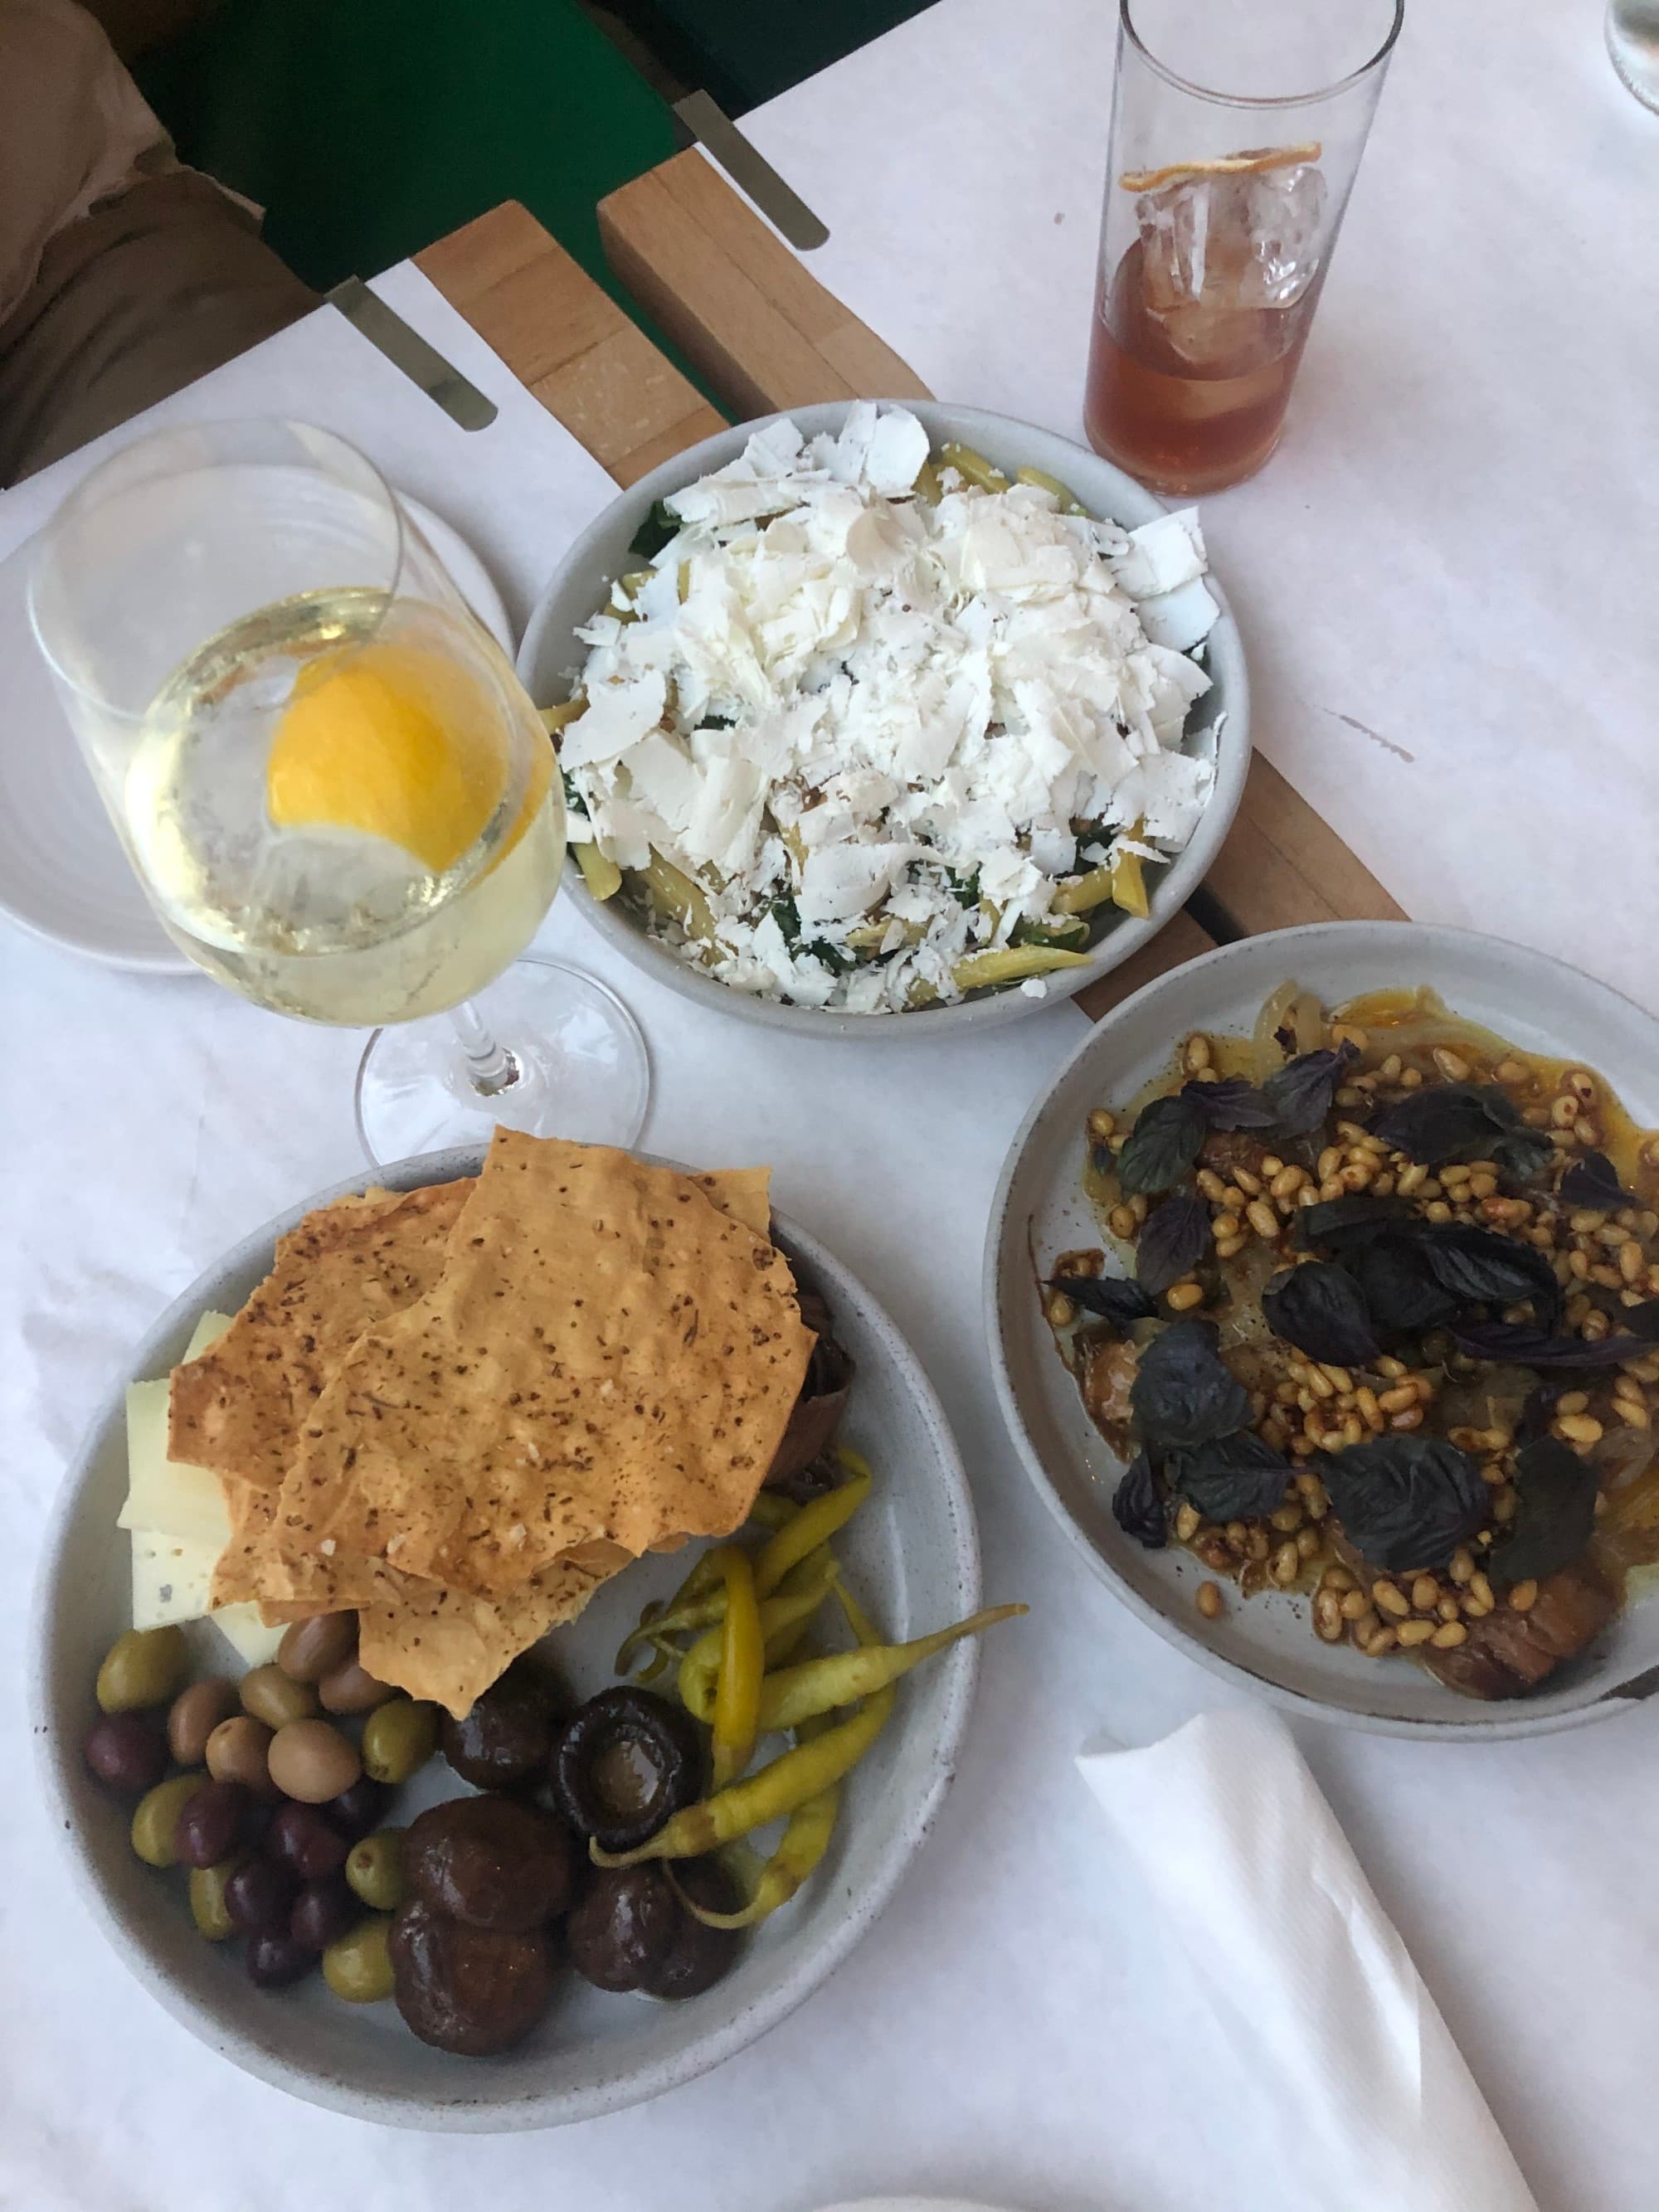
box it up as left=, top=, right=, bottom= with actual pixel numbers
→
left=30, top=420, right=648, bottom=1160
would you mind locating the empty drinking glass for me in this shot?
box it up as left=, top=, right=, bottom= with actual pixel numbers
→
left=1085, top=0, right=1404, bottom=495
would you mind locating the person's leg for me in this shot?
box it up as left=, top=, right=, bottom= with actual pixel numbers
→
left=0, top=0, right=316, bottom=485
left=0, top=172, right=317, bottom=484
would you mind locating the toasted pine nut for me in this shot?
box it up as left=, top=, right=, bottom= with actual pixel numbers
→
left=1411, top=1575, right=1440, bottom=1613
left=1247, top=1201, right=1281, bottom=1240
left=1269, top=1504, right=1303, bottom=1532
left=1087, top=1108, right=1117, bottom=1140
left=1390, top=1406, right=1425, bottom=1432
left=1271, top=1541, right=1300, bottom=1587
left=1378, top=1384, right=1418, bottom=1413
left=1620, top=1242, right=1645, bottom=1284
left=1108, top=1204, right=1136, bottom=1239
left=1374, top=1354, right=1408, bottom=1379
left=1551, top=1093, right=1580, bottom=1127
left=1556, top=1413, right=1603, bottom=1445
left=1165, top=1281, right=1205, bottom=1312
left=1396, top=1618, right=1436, bottom=1647
left=1173, top=1502, right=1200, bottom=1543
left=1270, top=1165, right=1306, bottom=1200
left=1214, top=1232, right=1247, bottom=1259
left=1565, top=1068, right=1596, bottom=1101
left=1317, top=1145, right=1343, bottom=1182
left=1314, top=1591, right=1344, bottom=1641
left=1467, top=1172, right=1497, bottom=1199
left=1509, top=1580, right=1539, bottom=1612
left=1211, top=1211, right=1242, bottom=1241
left=1556, top=1390, right=1589, bottom=1414
left=1362, top=1625, right=1399, bottom=1657
left=1295, top=1525, right=1321, bottom=1559
left=1321, top=1563, right=1355, bottom=1593
left=1233, top=1166, right=1263, bottom=1197
left=1431, top=1621, right=1468, bottom=1649
left=1355, top=1386, right=1384, bottom=1432
left=1432, top=1046, right=1472, bottom=1082
left=1183, top=1033, right=1212, bottom=1072
left=1339, top=1589, right=1372, bottom=1622
left=1373, top=1580, right=1411, bottom=1619
left=1195, top=1581, right=1223, bottom=1621
left=1197, top=1169, right=1228, bottom=1203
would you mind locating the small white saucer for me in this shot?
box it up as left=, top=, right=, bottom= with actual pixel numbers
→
left=0, top=495, right=513, bottom=975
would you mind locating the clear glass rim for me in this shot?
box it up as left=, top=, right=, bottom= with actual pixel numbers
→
left=1118, top=0, right=1405, bottom=109
left=25, top=417, right=409, bottom=718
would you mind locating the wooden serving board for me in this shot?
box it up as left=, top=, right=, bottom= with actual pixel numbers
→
left=418, top=193, right=1404, bottom=1023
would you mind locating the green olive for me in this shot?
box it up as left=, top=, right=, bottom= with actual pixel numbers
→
left=345, top=1827, right=406, bottom=1912
left=188, top=1855, right=246, bottom=1941
left=323, top=1914, right=395, bottom=2003
left=241, top=1663, right=319, bottom=1731
left=361, top=1698, right=438, bottom=1785
left=96, top=1626, right=190, bottom=1714
left=129, top=1771, right=204, bottom=1868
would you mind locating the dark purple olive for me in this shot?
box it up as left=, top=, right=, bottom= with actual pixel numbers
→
left=265, top=1799, right=348, bottom=1880
left=173, top=1780, right=250, bottom=1869
left=566, top=1865, right=677, bottom=1993
left=327, top=1776, right=389, bottom=1840
left=82, top=1713, right=167, bottom=1799
left=640, top=1856, right=742, bottom=2001
left=550, top=1687, right=703, bottom=1852
left=246, top=1932, right=315, bottom=1988
left=289, top=1875, right=358, bottom=1952
left=224, top=1856, right=298, bottom=1937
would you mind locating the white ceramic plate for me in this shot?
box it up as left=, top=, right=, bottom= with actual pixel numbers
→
left=32, top=1148, right=982, bottom=2128
left=517, top=399, right=1250, bottom=1040
left=986, top=921, right=1659, bottom=1740
left=0, top=498, right=512, bottom=975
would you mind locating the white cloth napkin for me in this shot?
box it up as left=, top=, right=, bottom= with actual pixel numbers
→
left=1077, top=1709, right=1540, bottom=2212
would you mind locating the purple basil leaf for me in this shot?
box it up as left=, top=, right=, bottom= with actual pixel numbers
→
left=1129, top=1318, right=1250, bottom=1451
left=1320, top=1435, right=1487, bottom=1573
left=1050, top=1274, right=1156, bottom=1332
left=1559, top=1150, right=1635, bottom=1208
left=1345, top=1233, right=1461, bottom=1334
left=1261, top=1041, right=1359, bottom=1138
left=1488, top=1437, right=1598, bottom=1585
left=1117, top=1092, right=1209, bottom=1197
left=1112, top=1450, right=1166, bottom=1548
left=1516, top=1383, right=1563, bottom=1446
left=1183, top=1076, right=1277, bottom=1131
left=1369, top=1082, right=1550, bottom=1176
left=1260, top=1262, right=1380, bottom=1366
left=1449, top=1320, right=1652, bottom=1369
left=1136, top=1195, right=1212, bottom=1298
left=1165, top=1430, right=1292, bottom=1523
left=1294, top=1193, right=1415, bottom=1252
left=1414, top=1222, right=1563, bottom=1328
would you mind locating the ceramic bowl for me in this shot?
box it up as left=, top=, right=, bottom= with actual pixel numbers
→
left=985, top=921, right=1659, bottom=1740
left=33, top=1147, right=980, bottom=2127
left=517, top=399, right=1249, bottom=1038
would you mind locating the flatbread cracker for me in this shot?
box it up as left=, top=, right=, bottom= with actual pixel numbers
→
left=173, top=1179, right=474, bottom=1486
left=267, top=1133, right=812, bottom=1600
left=357, top=1552, right=615, bottom=1717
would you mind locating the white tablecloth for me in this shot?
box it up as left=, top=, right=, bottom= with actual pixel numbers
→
left=2, top=81, right=1656, bottom=2212
left=736, top=0, right=1659, bottom=1017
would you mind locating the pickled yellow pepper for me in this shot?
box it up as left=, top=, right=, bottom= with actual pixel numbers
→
left=708, top=1547, right=764, bottom=1790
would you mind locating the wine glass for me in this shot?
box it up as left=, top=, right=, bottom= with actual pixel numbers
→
left=28, top=419, right=649, bottom=1164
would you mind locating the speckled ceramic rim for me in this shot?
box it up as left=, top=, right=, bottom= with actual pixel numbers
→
left=32, top=1147, right=981, bottom=2128
left=518, top=398, right=1250, bottom=1041
left=984, top=921, right=1659, bottom=1742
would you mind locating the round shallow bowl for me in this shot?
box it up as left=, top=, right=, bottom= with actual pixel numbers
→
left=986, top=921, right=1659, bottom=1741
left=34, top=1148, right=980, bottom=2128
left=518, top=398, right=1250, bottom=1039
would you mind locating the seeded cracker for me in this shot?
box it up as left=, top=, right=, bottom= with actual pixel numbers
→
left=173, top=1179, right=476, bottom=1490
left=264, top=1133, right=813, bottom=1602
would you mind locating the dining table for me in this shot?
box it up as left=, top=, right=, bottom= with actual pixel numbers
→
left=2, top=3, right=1655, bottom=2210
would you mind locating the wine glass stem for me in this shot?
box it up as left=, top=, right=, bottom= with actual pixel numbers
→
left=449, top=997, right=520, bottom=1098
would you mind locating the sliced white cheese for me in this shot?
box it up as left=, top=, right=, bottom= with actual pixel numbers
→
left=117, top=1310, right=234, bottom=1543
left=208, top=1603, right=285, bottom=1670
left=133, top=1529, right=217, bottom=1630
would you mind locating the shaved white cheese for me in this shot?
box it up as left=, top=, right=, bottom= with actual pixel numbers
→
left=564, top=406, right=1220, bottom=1013
left=1110, top=508, right=1207, bottom=600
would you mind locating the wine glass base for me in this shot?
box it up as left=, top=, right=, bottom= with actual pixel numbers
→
left=354, top=954, right=650, bottom=1167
